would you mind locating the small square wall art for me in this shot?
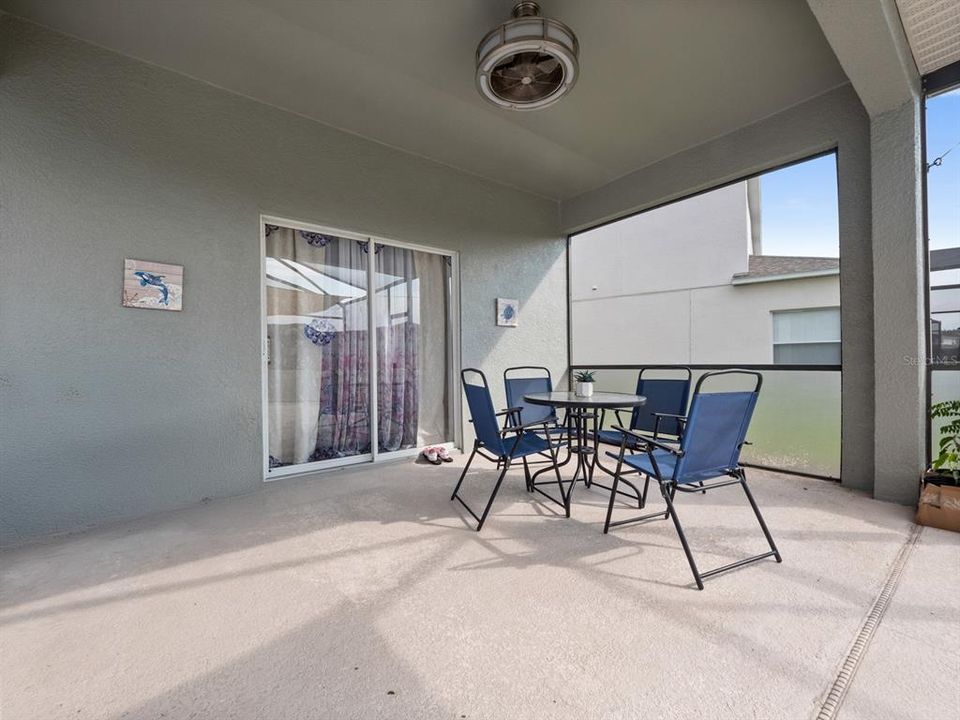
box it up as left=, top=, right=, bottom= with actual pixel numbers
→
left=122, top=259, right=183, bottom=311
left=497, top=298, right=519, bottom=327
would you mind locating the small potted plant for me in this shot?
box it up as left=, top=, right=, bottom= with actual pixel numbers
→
left=928, top=400, right=960, bottom=486
left=574, top=369, right=595, bottom=397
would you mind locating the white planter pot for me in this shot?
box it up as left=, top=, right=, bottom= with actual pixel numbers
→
left=575, top=381, right=594, bottom=397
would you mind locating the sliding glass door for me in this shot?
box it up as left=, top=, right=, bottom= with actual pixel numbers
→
left=262, top=219, right=456, bottom=478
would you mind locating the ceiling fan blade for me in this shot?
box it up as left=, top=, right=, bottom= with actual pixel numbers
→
left=535, top=57, right=560, bottom=74
left=489, top=50, right=566, bottom=104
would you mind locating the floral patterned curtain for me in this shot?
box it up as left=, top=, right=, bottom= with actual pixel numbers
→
left=266, top=226, right=370, bottom=465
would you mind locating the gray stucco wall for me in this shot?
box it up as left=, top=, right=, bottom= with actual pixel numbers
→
left=0, top=17, right=565, bottom=544
left=561, top=84, right=875, bottom=492
left=871, top=99, right=925, bottom=504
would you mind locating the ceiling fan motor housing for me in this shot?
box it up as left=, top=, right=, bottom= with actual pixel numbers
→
left=476, top=1, right=579, bottom=111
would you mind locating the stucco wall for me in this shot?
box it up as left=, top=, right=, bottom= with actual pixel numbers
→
left=572, top=275, right=839, bottom=366
left=870, top=99, right=925, bottom=503
left=561, top=84, right=874, bottom=492
left=0, top=17, right=565, bottom=544
left=569, top=184, right=751, bottom=302
left=570, top=179, right=840, bottom=366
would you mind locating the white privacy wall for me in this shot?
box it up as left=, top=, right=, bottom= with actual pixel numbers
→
left=572, top=276, right=839, bottom=365
left=569, top=184, right=751, bottom=302
left=570, top=181, right=840, bottom=365
left=0, top=17, right=566, bottom=543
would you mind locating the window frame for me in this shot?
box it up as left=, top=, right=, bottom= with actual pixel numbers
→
left=771, top=306, right=842, bottom=365
left=566, top=150, right=843, bottom=481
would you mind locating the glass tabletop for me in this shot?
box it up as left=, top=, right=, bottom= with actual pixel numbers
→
left=524, top=391, right=647, bottom=408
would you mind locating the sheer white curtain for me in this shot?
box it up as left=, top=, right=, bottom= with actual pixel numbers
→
left=414, top=252, right=452, bottom=447
left=265, top=226, right=369, bottom=466
left=374, top=246, right=452, bottom=452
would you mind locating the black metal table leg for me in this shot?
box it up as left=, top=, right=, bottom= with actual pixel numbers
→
left=521, top=391, right=649, bottom=517
left=584, top=408, right=645, bottom=507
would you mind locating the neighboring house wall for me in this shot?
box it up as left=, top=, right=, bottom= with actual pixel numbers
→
left=692, top=278, right=839, bottom=364
left=570, top=184, right=751, bottom=302
left=573, top=275, right=839, bottom=365
left=570, top=180, right=840, bottom=365
left=0, top=18, right=565, bottom=544
left=561, top=83, right=874, bottom=493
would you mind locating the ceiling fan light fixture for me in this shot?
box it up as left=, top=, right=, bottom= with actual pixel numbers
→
left=475, top=1, right=579, bottom=111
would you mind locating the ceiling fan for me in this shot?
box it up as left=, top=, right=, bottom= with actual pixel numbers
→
left=475, top=1, right=580, bottom=111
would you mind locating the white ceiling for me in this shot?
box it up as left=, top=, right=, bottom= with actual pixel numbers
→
left=0, top=0, right=848, bottom=200
left=896, top=0, right=960, bottom=75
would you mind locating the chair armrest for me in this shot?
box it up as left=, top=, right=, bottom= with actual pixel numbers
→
left=651, top=412, right=686, bottom=439
left=652, top=412, right=687, bottom=422
left=502, top=419, right=552, bottom=434
left=497, top=406, right=523, bottom=430
left=611, top=425, right=682, bottom=455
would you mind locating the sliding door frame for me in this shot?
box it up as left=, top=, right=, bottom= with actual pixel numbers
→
left=260, top=214, right=461, bottom=482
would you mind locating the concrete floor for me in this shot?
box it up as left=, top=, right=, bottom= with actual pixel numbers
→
left=1, top=456, right=957, bottom=720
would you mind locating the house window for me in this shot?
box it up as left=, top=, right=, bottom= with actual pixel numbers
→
left=772, top=308, right=841, bottom=364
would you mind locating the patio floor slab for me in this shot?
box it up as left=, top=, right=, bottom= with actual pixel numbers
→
left=1, top=456, right=956, bottom=719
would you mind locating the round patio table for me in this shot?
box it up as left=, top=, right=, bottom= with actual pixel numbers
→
left=524, top=391, right=647, bottom=513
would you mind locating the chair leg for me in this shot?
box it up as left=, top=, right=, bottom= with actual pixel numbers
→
left=522, top=457, right=532, bottom=492
left=661, top=482, right=704, bottom=590
left=476, top=461, right=511, bottom=531
left=550, top=449, right=574, bottom=517
left=739, top=470, right=782, bottom=562
left=603, top=459, right=624, bottom=534
left=451, top=446, right=477, bottom=501
left=586, top=413, right=597, bottom=488
left=544, top=438, right=570, bottom=517
left=641, top=474, right=651, bottom=509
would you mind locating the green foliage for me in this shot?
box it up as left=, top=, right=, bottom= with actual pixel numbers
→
left=574, top=370, right=595, bottom=383
left=931, top=400, right=960, bottom=479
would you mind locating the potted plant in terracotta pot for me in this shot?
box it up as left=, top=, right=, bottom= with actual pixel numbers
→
left=916, top=400, right=960, bottom=532
left=574, top=369, right=595, bottom=397
left=928, top=400, right=960, bottom=486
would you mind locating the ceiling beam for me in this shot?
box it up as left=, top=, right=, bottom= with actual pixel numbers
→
left=806, top=0, right=920, bottom=115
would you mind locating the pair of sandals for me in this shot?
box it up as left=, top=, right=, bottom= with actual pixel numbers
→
left=421, top=445, right=454, bottom=465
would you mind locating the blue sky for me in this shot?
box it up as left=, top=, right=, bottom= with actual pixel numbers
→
left=759, top=87, right=960, bottom=258
left=926, top=88, right=960, bottom=252
left=759, top=153, right=839, bottom=257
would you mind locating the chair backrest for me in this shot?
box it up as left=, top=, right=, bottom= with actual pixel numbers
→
left=462, top=368, right=505, bottom=456
left=672, top=370, right=762, bottom=484
left=504, top=367, right=556, bottom=426
left=630, top=367, right=692, bottom=437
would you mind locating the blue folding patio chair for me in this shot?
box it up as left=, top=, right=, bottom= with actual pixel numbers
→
left=602, top=370, right=781, bottom=589
left=451, top=369, right=569, bottom=531
left=593, top=366, right=692, bottom=506
left=595, top=366, right=692, bottom=449
left=503, top=366, right=570, bottom=448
